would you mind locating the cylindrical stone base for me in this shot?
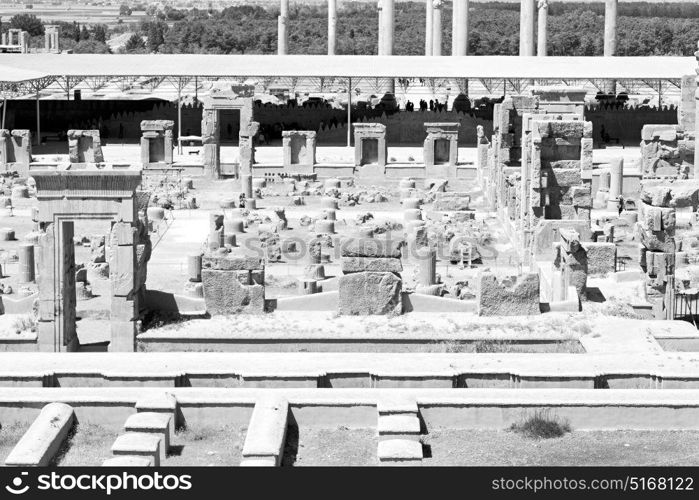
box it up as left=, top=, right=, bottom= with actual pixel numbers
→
left=223, top=234, right=237, bottom=247
left=241, top=174, right=253, bottom=199
left=403, top=198, right=421, bottom=209
left=301, top=279, right=318, bottom=295
left=11, top=185, right=28, bottom=199
left=324, top=209, right=337, bottom=221
left=246, top=199, right=257, bottom=210
left=0, top=228, right=15, bottom=241
left=399, top=179, right=416, bottom=189
left=315, top=220, right=335, bottom=234
left=18, top=243, right=35, bottom=283
left=324, top=178, right=341, bottom=190
left=416, top=247, right=437, bottom=286
left=226, top=218, right=246, bottom=234
left=187, top=254, right=202, bottom=282
left=305, top=264, right=325, bottom=279
left=321, top=197, right=339, bottom=210
left=404, top=209, right=422, bottom=222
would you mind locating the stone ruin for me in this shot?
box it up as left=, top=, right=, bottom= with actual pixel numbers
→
left=67, top=130, right=105, bottom=164
left=32, top=166, right=150, bottom=352
left=339, top=238, right=404, bottom=315
left=282, top=131, right=316, bottom=174
left=423, top=122, right=460, bottom=175
left=201, top=255, right=265, bottom=315
left=140, top=120, right=174, bottom=167
left=354, top=123, right=387, bottom=169
left=200, top=87, right=256, bottom=179
left=639, top=75, right=696, bottom=180
left=476, top=271, right=540, bottom=316
left=0, top=130, right=32, bottom=175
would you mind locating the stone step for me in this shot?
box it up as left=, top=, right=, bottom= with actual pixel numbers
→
left=111, top=432, right=164, bottom=467
left=124, top=412, right=173, bottom=452
left=377, top=414, right=421, bottom=441
left=102, top=456, right=154, bottom=467
left=377, top=439, right=423, bottom=466
left=377, top=398, right=419, bottom=416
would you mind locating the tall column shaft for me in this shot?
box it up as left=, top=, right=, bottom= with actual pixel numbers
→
left=519, top=0, right=535, bottom=56
left=381, top=0, right=395, bottom=56
left=425, top=0, right=434, bottom=56
left=452, top=0, right=469, bottom=56
left=432, top=2, right=442, bottom=56
left=694, top=42, right=699, bottom=176
left=604, top=0, right=618, bottom=94
left=278, top=0, right=289, bottom=55
left=604, top=0, right=617, bottom=57
left=328, top=0, right=337, bottom=55
left=377, top=3, right=384, bottom=55
left=537, top=0, right=548, bottom=57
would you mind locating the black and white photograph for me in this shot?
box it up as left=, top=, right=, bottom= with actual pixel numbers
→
left=0, top=0, right=698, bottom=496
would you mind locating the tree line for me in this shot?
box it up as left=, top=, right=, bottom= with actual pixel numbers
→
left=1, top=1, right=697, bottom=56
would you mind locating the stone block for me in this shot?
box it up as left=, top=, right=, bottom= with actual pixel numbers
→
left=341, top=257, right=403, bottom=273
left=4, top=403, right=74, bottom=466
left=202, top=270, right=265, bottom=315
left=340, top=238, right=404, bottom=258
left=202, top=255, right=263, bottom=271
left=338, top=272, right=402, bottom=315
left=476, top=272, right=540, bottom=316
left=582, top=242, right=617, bottom=275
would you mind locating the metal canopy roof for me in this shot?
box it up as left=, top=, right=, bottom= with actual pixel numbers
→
left=0, top=54, right=694, bottom=81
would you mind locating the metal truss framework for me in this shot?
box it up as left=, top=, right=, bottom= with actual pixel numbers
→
left=0, top=73, right=685, bottom=102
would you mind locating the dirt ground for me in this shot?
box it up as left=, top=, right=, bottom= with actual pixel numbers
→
left=422, top=429, right=699, bottom=466
left=0, top=421, right=30, bottom=463
left=282, top=427, right=377, bottom=466
left=54, top=423, right=121, bottom=466
left=165, top=424, right=247, bottom=466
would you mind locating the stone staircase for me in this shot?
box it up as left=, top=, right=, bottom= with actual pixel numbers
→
left=104, top=393, right=177, bottom=467
left=376, top=398, right=423, bottom=466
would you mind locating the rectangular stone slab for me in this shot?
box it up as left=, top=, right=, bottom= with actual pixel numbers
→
left=202, top=255, right=263, bottom=271
left=341, top=257, right=403, bottom=273
left=340, top=238, right=404, bottom=258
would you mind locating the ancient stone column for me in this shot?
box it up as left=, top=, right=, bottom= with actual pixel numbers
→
left=18, top=242, right=35, bottom=283
left=377, top=1, right=384, bottom=55
left=328, top=0, right=337, bottom=56
left=425, top=0, right=434, bottom=56
left=432, top=0, right=443, bottom=57
left=537, top=0, right=548, bottom=57
left=381, top=0, right=395, bottom=56
left=695, top=42, right=699, bottom=177
left=278, top=0, right=289, bottom=55
left=603, top=0, right=618, bottom=94
left=187, top=254, right=202, bottom=282
left=607, top=157, right=624, bottom=210
left=604, top=0, right=617, bottom=57
left=452, top=0, right=469, bottom=56
left=417, top=247, right=437, bottom=286
left=519, top=0, right=535, bottom=56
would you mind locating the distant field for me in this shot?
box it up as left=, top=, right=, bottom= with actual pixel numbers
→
left=0, top=5, right=147, bottom=26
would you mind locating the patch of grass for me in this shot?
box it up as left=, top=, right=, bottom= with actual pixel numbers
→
left=11, top=314, right=37, bottom=334
left=509, top=409, right=571, bottom=440
left=432, top=339, right=584, bottom=354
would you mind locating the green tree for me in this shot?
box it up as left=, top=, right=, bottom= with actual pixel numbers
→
left=9, top=13, right=44, bottom=36
left=119, top=4, right=132, bottom=17
left=79, top=25, right=90, bottom=41
left=73, top=39, right=111, bottom=54
left=124, top=33, right=146, bottom=53
left=93, top=24, right=107, bottom=43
